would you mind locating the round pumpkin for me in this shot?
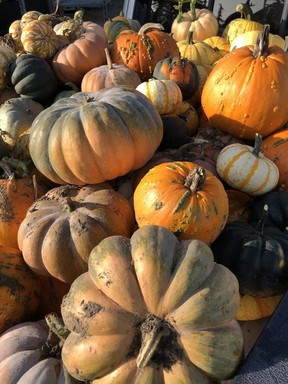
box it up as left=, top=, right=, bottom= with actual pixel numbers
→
left=17, top=183, right=136, bottom=284
left=230, top=30, right=285, bottom=51
left=110, top=22, right=179, bottom=81
left=60, top=225, right=243, bottom=382
left=0, top=246, right=40, bottom=334
left=134, top=161, right=229, bottom=244
left=0, top=319, right=82, bottom=383
left=103, top=13, right=141, bottom=44
left=81, top=48, right=141, bottom=92
left=201, top=25, right=288, bottom=140
left=29, top=87, right=163, bottom=185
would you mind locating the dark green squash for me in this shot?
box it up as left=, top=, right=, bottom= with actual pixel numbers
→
left=10, top=54, right=58, bottom=104
left=211, top=205, right=288, bottom=298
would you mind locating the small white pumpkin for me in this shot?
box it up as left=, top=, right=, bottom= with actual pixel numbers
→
left=136, top=78, right=182, bottom=115
left=216, top=133, right=279, bottom=196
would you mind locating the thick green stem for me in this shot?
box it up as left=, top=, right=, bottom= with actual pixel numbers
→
left=252, top=133, right=263, bottom=157
left=190, top=0, right=197, bottom=21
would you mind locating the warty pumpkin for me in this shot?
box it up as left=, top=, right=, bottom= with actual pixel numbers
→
left=216, top=133, right=280, bottom=196
left=0, top=319, right=82, bottom=383
left=201, top=25, right=288, bottom=140
left=133, top=161, right=229, bottom=244
left=17, top=183, right=135, bottom=284
left=103, top=13, right=141, bottom=44
left=0, top=246, right=40, bottom=334
left=110, top=22, right=179, bottom=81
left=28, top=87, right=163, bottom=185
left=60, top=225, right=244, bottom=382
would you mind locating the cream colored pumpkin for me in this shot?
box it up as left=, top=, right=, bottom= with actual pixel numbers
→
left=216, top=133, right=279, bottom=196
left=222, top=18, right=263, bottom=44
left=230, top=30, right=285, bottom=51
left=136, top=78, right=182, bottom=115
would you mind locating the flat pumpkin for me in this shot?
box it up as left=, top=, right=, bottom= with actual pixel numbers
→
left=134, top=161, right=229, bottom=244
left=60, top=225, right=243, bottom=382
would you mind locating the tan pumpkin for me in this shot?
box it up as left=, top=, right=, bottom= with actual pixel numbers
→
left=17, top=183, right=136, bottom=284
left=81, top=48, right=141, bottom=92
left=136, top=78, right=183, bottom=115
left=171, top=0, right=218, bottom=42
left=8, top=19, right=24, bottom=53
left=60, top=225, right=243, bottom=382
left=20, top=10, right=43, bottom=28
left=230, top=29, right=285, bottom=51
left=0, top=45, right=17, bottom=91
left=216, top=133, right=279, bottom=196
left=134, top=161, right=229, bottom=244
left=20, top=19, right=59, bottom=59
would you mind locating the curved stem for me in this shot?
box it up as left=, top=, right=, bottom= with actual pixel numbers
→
left=252, top=24, right=270, bottom=58
left=235, top=3, right=253, bottom=20
left=138, top=22, right=164, bottom=35
left=105, top=47, right=113, bottom=70
left=45, top=313, right=70, bottom=344
left=190, top=0, right=197, bottom=21
left=252, top=133, right=262, bottom=157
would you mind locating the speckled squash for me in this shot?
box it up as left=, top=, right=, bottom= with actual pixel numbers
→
left=60, top=225, right=243, bottom=383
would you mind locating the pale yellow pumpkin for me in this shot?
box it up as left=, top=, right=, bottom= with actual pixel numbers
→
left=222, top=18, right=263, bottom=44
left=203, top=35, right=230, bottom=59
left=230, top=30, right=285, bottom=51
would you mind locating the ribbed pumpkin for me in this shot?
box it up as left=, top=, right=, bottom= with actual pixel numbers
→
left=236, top=293, right=283, bottom=321
left=0, top=319, right=82, bottom=383
left=20, top=10, right=42, bottom=28
left=20, top=19, right=59, bottom=59
left=103, top=13, right=141, bottom=44
left=29, top=87, right=163, bottom=185
left=261, top=128, right=288, bottom=191
left=134, top=161, right=229, bottom=244
left=187, top=63, right=213, bottom=108
left=216, top=133, right=279, bottom=196
left=0, top=246, right=40, bottom=334
left=110, top=23, right=179, bottom=81
left=136, top=78, right=183, bottom=115
left=222, top=16, right=263, bottom=44
left=201, top=25, right=288, bottom=140
left=17, top=183, right=136, bottom=284
left=203, top=35, right=230, bottom=59
left=81, top=48, right=141, bottom=92
left=230, top=30, right=285, bottom=51
left=170, top=0, right=218, bottom=42
left=60, top=225, right=243, bottom=383
left=52, top=21, right=108, bottom=84
left=0, top=45, right=17, bottom=91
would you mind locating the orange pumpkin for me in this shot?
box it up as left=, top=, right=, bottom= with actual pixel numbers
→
left=52, top=21, right=108, bottom=84
left=201, top=25, right=288, bottom=140
left=261, top=128, right=288, bottom=191
left=236, top=294, right=283, bottom=321
left=133, top=161, right=229, bottom=244
left=110, top=22, right=179, bottom=81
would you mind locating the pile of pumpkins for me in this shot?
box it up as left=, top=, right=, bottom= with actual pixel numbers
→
left=0, top=0, right=288, bottom=382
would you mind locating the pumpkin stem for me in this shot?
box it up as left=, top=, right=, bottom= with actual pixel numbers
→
left=236, top=3, right=253, bottom=20
left=138, top=23, right=164, bottom=35
left=251, top=133, right=263, bottom=157
left=45, top=312, right=71, bottom=345
left=256, top=204, right=269, bottom=234
left=252, top=24, right=270, bottom=58
left=0, top=157, right=29, bottom=180
left=190, top=0, right=197, bottom=21
left=184, top=166, right=206, bottom=192
left=105, top=47, right=113, bottom=70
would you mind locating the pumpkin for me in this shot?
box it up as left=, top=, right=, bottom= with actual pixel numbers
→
left=236, top=293, right=283, bottom=321
left=103, top=12, right=141, bottom=44
left=0, top=45, right=17, bottom=91
left=60, top=225, right=243, bottom=382
left=160, top=114, right=195, bottom=150
left=230, top=29, right=285, bottom=51
left=152, top=56, right=199, bottom=100
left=187, top=63, right=213, bottom=108
left=0, top=158, right=48, bottom=249
left=110, top=22, right=179, bottom=81
left=201, top=25, right=288, bottom=140
left=17, top=183, right=136, bottom=284
left=0, top=86, right=19, bottom=105
left=52, top=21, right=108, bottom=84
left=133, top=161, right=229, bottom=244
left=28, top=87, right=163, bottom=185
left=0, top=246, right=40, bottom=334
left=216, top=133, right=279, bottom=196
left=203, top=35, right=230, bottom=59
left=20, top=10, right=43, bottom=28
left=211, top=205, right=288, bottom=297
left=261, top=128, right=288, bottom=191
left=8, top=19, right=24, bottom=53
left=226, top=189, right=252, bottom=224
left=171, top=0, right=218, bottom=42
left=10, top=54, right=58, bottom=104
left=81, top=48, right=141, bottom=92
left=136, top=78, right=183, bottom=115
left=20, top=19, right=59, bottom=59
left=177, top=28, right=220, bottom=66
left=0, top=318, right=82, bottom=383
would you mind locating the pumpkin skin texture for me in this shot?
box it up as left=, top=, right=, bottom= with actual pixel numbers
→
left=61, top=225, right=243, bottom=382
left=236, top=293, right=283, bottom=321
left=133, top=161, right=229, bottom=244
left=201, top=25, right=288, bottom=140
left=0, top=246, right=40, bottom=334
left=0, top=319, right=82, bottom=384
left=52, top=21, right=108, bottom=84
left=17, top=183, right=135, bottom=284
left=29, top=87, right=163, bottom=185
left=216, top=133, right=279, bottom=196
left=261, top=128, right=288, bottom=191
left=110, top=23, right=179, bottom=81
left=211, top=207, right=288, bottom=297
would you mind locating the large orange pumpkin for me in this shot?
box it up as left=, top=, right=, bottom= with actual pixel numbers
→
left=201, top=25, right=288, bottom=140
left=110, top=22, right=179, bottom=81
left=133, top=161, right=229, bottom=244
